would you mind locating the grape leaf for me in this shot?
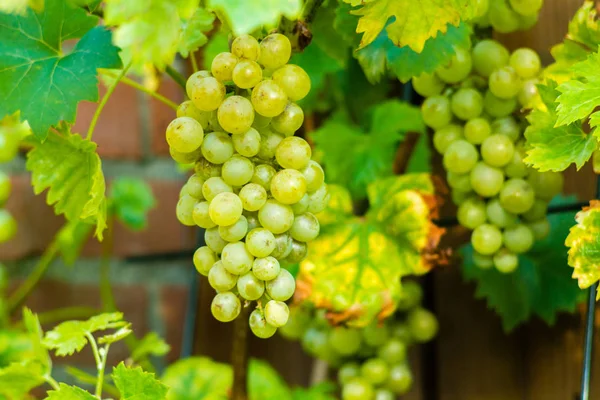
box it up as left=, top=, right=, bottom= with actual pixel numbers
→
left=0, top=0, right=43, bottom=14
left=98, top=325, right=132, bottom=345
left=207, top=0, right=302, bottom=36
left=45, top=384, right=96, bottom=400
left=356, top=22, right=471, bottom=83
left=334, top=2, right=360, bottom=48
left=406, top=133, right=432, bottom=173
left=178, top=8, right=216, bottom=58
left=131, top=332, right=170, bottom=362
left=56, top=220, right=93, bottom=266
left=109, top=177, right=156, bottom=231
left=0, top=0, right=122, bottom=139
left=462, top=196, right=586, bottom=331
left=113, top=363, right=168, bottom=400
left=26, top=127, right=107, bottom=239
left=21, top=308, right=51, bottom=373
left=161, top=357, right=232, bottom=400
left=352, top=0, right=477, bottom=51
left=524, top=82, right=595, bottom=172
left=0, top=362, right=45, bottom=399
left=248, top=359, right=292, bottom=400
left=309, top=2, right=350, bottom=66
left=291, top=383, right=337, bottom=400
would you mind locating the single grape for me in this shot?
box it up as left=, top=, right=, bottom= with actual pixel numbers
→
left=275, top=136, right=312, bottom=170
left=205, top=227, right=227, bottom=253
left=251, top=164, right=276, bottom=189
left=222, top=155, right=254, bottom=187
left=472, top=251, right=494, bottom=269
left=483, top=90, right=517, bottom=117
left=189, top=76, right=226, bottom=111
left=447, top=172, right=472, bottom=192
left=378, top=338, right=407, bottom=364
left=493, top=248, right=519, bottom=273
left=433, top=124, right=464, bottom=154
left=251, top=80, right=288, bottom=117
left=209, top=192, right=243, bottom=226
left=169, top=147, right=202, bottom=164
left=270, top=232, right=293, bottom=259
left=486, top=198, right=518, bottom=228
left=443, top=140, right=479, bottom=174
left=338, top=363, right=361, bottom=385
left=472, top=39, right=510, bottom=78
left=258, top=199, right=295, bottom=234
left=258, top=33, right=291, bottom=69
left=195, top=158, right=222, bottom=180
left=301, top=160, right=325, bottom=193
left=208, top=261, right=238, bottom=291
left=464, top=118, right=491, bottom=144
left=362, top=358, right=390, bottom=385
left=265, top=268, right=295, bottom=301
left=193, top=246, right=217, bottom=276
left=239, top=183, right=268, bottom=211
left=201, top=132, right=234, bottom=164
left=457, top=197, right=487, bottom=229
left=522, top=199, right=547, bottom=222
left=342, top=378, right=375, bottom=400
left=509, top=0, right=543, bottom=16
left=271, top=103, right=304, bottom=136
left=504, top=145, right=529, bottom=178
left=390, top=323, right=412, bottom=343
left=307, top=184, right=330, bottom=214
left=222, top=241, right=255, bottom=275
left=0, top=171, right=11, bottom=205
left=202, top=177, right=232, bottom=202
left=177, top=100, right=210, bottom=129
left=421, top=96, right=452, bottom=129
left=329, top=327, right=362, bottom=355
left=509, top=48, right=541, bottom=79
left=289, top=212, right=320, bottom=242
left=518, top=78, right=541, bottom=108
left=436, top=46, right=472, bottom=83
left=0, top=210, right=16, bottom=243
left=211, top=292, right=241, bottom=322
left=397, top=281, right=423, bottom=311
left=217, top=95, right=254, bottom=135
left=185, top=70, right=211, bottom=99
left=272, top=64, right=311, bottom=102
left=500, top=178, right=535, bottom=214
left=489, top=66, right=520, bottom=99
left=252, top=256, right=280, bottom=280
left=166, top=117, right=204, bottom=153
left=232, top=34, right=261, bottom=61
left=489, top=0, right=521, bottom=33
left=471, top=223, right=503, bottom=255
left=412, top=73, right=444, bottom=97
left=176, top=194, right=197, bottom=226
left=264, top=300, right=289, bottom=327
left=451, top=189, right=473, bottom=206
left=193, top=201, right=216, bottom=229
left=470, top=162, right=504, bottom=197
left=237, top=271, right=265, bottom=300
left=362, top=322, right=389, bottom=347
left=451, top=88, right=483, bottom=120
left=518, top=12, right=539, bottom=29
left=527, top=218, right=550, bottom=240
left=245, top=228, right=275, bottom=258
left=375, top=389, right=395, bottom=400
left=284, top=240, right=308, bottom=263
left=385, top=364, right=413, bottom=394
left=271, top=169, right=307, bottom=205
left=503, top=224, right=534, bottom=253
left=491, top=116, right=520, bottom=142
left=219, top=215, right=248, bottom=242
left=211, top=52, right=238, bottom=82
left=481, top=134, right=515, bottom=167
left=184, top=174, right=204, bottom=200
left=232, top=60, right=263, bottom=89
left=527, top=170, right=563, bottom=200
left=407, top=308, right=438, bottom=343
left=249, top=309, right=277, bottom=338
left=232, top=127, right=261, bottom=157
left=257, top=130, right=284, bottom=160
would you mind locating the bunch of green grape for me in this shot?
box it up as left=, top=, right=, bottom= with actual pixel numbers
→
left=167, top=33, right=329, bottom=338
left=415, top=39, right=563, bottom=273
left=280, top=282, right=438, bottom=400
left=0, top=119, right=20, bottom=244
left=473, top=0, right=543, bottom=33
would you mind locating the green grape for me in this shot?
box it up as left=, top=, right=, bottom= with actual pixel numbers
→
left=362, top=322, right=389, bottom=347
left=258, top=33, right=292, bottom=69
left=447, top=172, right=472, bottom=192
left=338, top=363, right=361, bottom=385
left=378, top=339, right=407, bottom=364
left=202, top=177, right=232, bottom=202
left=257, top=130, right=284, bottom=160
left=291, top=194, right=310, bottom=215
left=443, top=140, right=479, bottom=174
left=503, top=224, right=534, bottom=253
left=232, top=127, right=261, bottom=157
left=464, top=118, right=491, bottom=144
left=451, top=189, right=473, bottom=206
left=211, top=292, right=241, bottom=322
left=266, top=268, right=295, bottom=301
left=491, top=116, right=520, bottom=142
left=329, top=327, right=361, bottom=355
left=527, top=218, right=550, bottom=240
left=185, top=70, right=211, bottom=99
left=493, top=248, right=519, bottom=273
left=252, top=114, right=272, bottom=129
left=390, top=323, right=412, bottom=343
left=209, top=192, right=243, bottom=226
left=342, top=378, right=375, bottom=400
left=0, top=171, right=10, bottom=205
left=509, top=0, right=543, bottom=16
left=0, top=131, right=20, bottom=163
left=481, top=134, right=515, bottom=167
left=0, top=210, right=16, bottom=243
left=222, top=155, right=254, bottom=187
left=489, top=66, right=520, bottom=99
left=472, top=251, right=494, bottom=269
left=307, top=184, right=330, bottom=214
left=251, top=80, right=288, bottom=117
left=412, top=73, right=444, bottom=97
left=407, top=308, right=438, bottom=343
left=361, top=358, right=390, bottom=385
left=471, top=223, right=503, bottom=255
left=177, top=100, right=210, bottom=129
left=500, top=178, right=535, bottom=213
left=217, top=95, right=254, bottom=135
left=489, top=0, right=521, bottom=33
left=189, top=76, right=226, bottom=111
left=527, top=170, right=563, bottom=200
left=436, top=46, right=472, bottom=83
left=166, top=117, right=204, bottom=153
left=239, top=183, right=268, bottom=212
left=237, top=271, right=265, bottom=300
left=470, top=162, right=504, bottom=197
left=385, top=364, right=413, bottom=394
left=251, top=164, right=276, bottom=189
left=486, top=198, right=518, bottom=228
left=509, top=48, right=541, bottom=78
left=397, top=280, right=423, bottom=310
left=219, top=215, right=248, bottom=242
left=289, top=213, right=320, bottom=242
left=301, top=160, right=325, bottom=193
left=208, top=260, right=238, bottom=291
left=284, top=240, right=308, bottom=263
left=205, top=227, right=227, bottom=253
left=457, top=197, right=487, bottom=229
left=504, top=145, right=529, bottom=178
left=483, top=90, right=517, bottom=117
left=176, top=194, right=197, bottom=226
left=271, top=232, right=293, bottom=259
left=271, top=103, right=304, bottom=136
left=193, top=201, right=216, bottom=229
left=518, top=78, right=540, bottom=108
left=522, top=199, right=547, bottom=222
left=433, top=124, right=464, bottom=154
left=258, top=199, right=295, bottom=234
left=518, top=12, right=539, bottom=29
left=421, top=96, right=452, bottom=129
left=222, top=241, right=255, bottom=275
left=201, top=132, right=234, bottom=164
left=472, top=40, right=510, bottom=77
left=249, top=309, right=277, bottom=338
left=195, top=158, right=222, bottom=180
left=232, top=60, right=263, bottom=89
left=252, top=256, right=280, bottom=280
left=272, top=64, right=311, bottom=101
left=271, top=169, right=307, bottom=205
left=374, top=389, right=395, bottom=400
left=245, top=228, right=275, bottom=258
left=232, top=34, right=261, bottom=61
left=184, top=174, right=204, bottom=200
left=211, top=52, right=238, bottom=82
left=451, top=88, right=483, bottom=120
left=193, top=246, right=216, bottom=276
left=264, top=300, right=289, bottom=327
left=275, top=136, right=312, bottom=170
left=170, top=147, right=201, bottom=164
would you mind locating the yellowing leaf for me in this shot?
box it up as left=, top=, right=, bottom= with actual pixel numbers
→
left=566, top=201, right=600, bottom=296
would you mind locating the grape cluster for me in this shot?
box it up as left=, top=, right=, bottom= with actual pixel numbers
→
left=415, top=39, right=563, bottom=273
left=473, top=0, right=543, bottom=33
left=280, top=282, right=438, bottom=400
left=0, top=120, right=20, bottom=244
left=167, top=33, right=328, bottom=338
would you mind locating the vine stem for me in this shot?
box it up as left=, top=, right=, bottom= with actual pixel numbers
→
left=45, top=376, right=60, bottom=391
left=101, top=71, right=178, bottom=110
left=301, top=0, right=324, bottom=24
left=231, top=306, right=250, bottom=400
left=87, top=62, right=132, bottom=141
left=86, top=331, right=107, bottom=398
left=190, top=51, right=199, bottom=73
left=165, top=65, right=187, bottom=91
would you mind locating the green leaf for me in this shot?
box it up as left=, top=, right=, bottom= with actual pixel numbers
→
left=109, top=177, right=156, bottom=231
left=524, top=82, right=596, bottom=172
left=291, top=382, right=337, bottom=400
left=463, top=196, right=586, bottom=331
left=21, top=308, right=51, bottom=373
left=0, top=0, right=122, bottom=139
left=56, top=220, right=93, bottom=266
left=98, top=325, right=132, bottom=345
left=162, top=357, right=232, bottom=400
left=113, top=363, right=168, bottom=400
left=309, top=3, right=351, bottom=66
left=0, top=362, right=45, bottom=399
left=45, top=384, right=96, bottom=400
left=26, top=127, right=107, bottom=239
left=131, top=332, right=170, bottom=362
left=248, top=359, right=292, bottom=400
left=334, top=2, right=360, bottom=48
left=566, top=201, right=600, bottom=295
left=357, top=22, right=471, bottom=83
left=207, top=0, right=302, bottom=36
left=179, top=8, right=216, bottom=58
left=406, top=133, right=432, bottom=173
left=352, top=0, right=477, bottom=51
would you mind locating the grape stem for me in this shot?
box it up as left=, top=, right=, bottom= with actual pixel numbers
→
left=231, top=305, right=250, bottom=400
left=301, top=0, right=325, bottom=25
left=101, top=71, right=179, bottom=110
left=166, top=65, right=188, bottom=91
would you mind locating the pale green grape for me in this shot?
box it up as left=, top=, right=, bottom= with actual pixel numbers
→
left=170, top=147, right=202, bottom=164
left=185, top=70, right=211, bottom=99
left=522, top=199, right=547, bottom=222
left=201, top=132, right=234, bottom=164
left=195, top=158, right=222, bottom=180
left=486, top=198, right=518, bottom=227
left=375, top=389, right=395, bottom=400
left=251, top=80, right=288, bottom=117
left=362, top=358, right=390, bottom=385
left=222, top=241, right=255, bottom=275
left=493, top=248, right=519, bottom=273
left=407, top=308, right=438, bottom=343
left=219, top=215, right=248, bottom=242
left=252, top=256, right=280, bottom=280
left=500, top=178, right=535, bottom=213
left=208, top=260, right=238, bottom=291
left=481, top=134, right=515, bottom=167
left=272, top=64, right=311, bottom=102
left=232, top=34, right=261, bottom=61
left=211, top=52, right=238, bottom=82
left=266, top=268, right=295, bottom=301
left=472, top=39, right=510, bottom=77
left=289, top=213, right=320, bottom=242
left=239, top=183, right=268, bottom=211
left=252, top=114, right=271, bottom=129
left=451, top=88, right=483, bottom=120
left=343, top=378, right=375, bottom=400
left=232, top=60, right=263, bottom=89
left=211, top=292, right=241, bottom=322
left=251, top=164, right=276, bottom=189
left=185, top=174, right=204, bottom=199
left=470, top=162, right=504, bottom=197
left=329, top=327, right=361, bottom=356
left=258, top=33, right=292, bottom=70
left=491, top=116, right=520, bottom=142
left=527, top=218, right=550, bottom=240
left=518, top=78, right=540, bottom=108
left=483, top=90, right=517, bottom=117
left=503, top=224, right=534, bottom=253
left=509, top=0, right=542, bottom=16
left=307, top=184, right=330, bottom=213
left=205, top=227, right=227, bottom=253
left=0, top=129, right=22, bottom=163
left=0, top=171, right=11, bottom=205
left=217, top=95, right=254, bottom=135
left=504, top=145, right=529, bottom=178
left=271, top=103, right=304, bottom=136
left=489, top=66, right=520, bottom=99
left=237, top=271, right=265, bottom=300
left=245, top=228, right=275, bottom=258
left=189, top=76, right=226, bottom=111
left=270, top=169, right=307, bottom=205
left=209, top=192, right=243, bottom=226
left=447, top=172, right=472, bottom=192
left=489, top=0, right=521, bottom=33
left=193, top=246, right=216, bottom=276
left=509, top=48, right=541, bottom=78
left=284, top=240, right=308, bottom=263
left=270, top=232, right=293, bottom=259
left=433, top=124, right=464, bottom=153
left=301, top=160, right=325, bottom=193
left=443, top=140, right=479, bottom=174
left=436, top=47, right=472, bottom=83
left=264, top=300, right=289, bottom=327
left=222, top=155, right=254, bottom=187
left=457, top=197, right=487, bottom=229
left=390, top=323, right=412, bottom=342
left=275, top=136, right=312, bottom=170
left=202, top=177, right=232, bottom=202
left=362, top=322, right=389, bottom=347
left=249, top=309, right=277, bottom=338
left=257, top=130, right=284, bottom=160
left=471, top=223, right=503, bottom=255
left=177, top=100, right=210, bottom=129
left=385, top=364, right=413, bottom=394
left=0, top=210, right=16, bottom=243
left=412, top=73, right=444, bottom=97
left=464, top=118, right=491, bottom=144
left=378, top=339, right=407, bottom=364
left=527, top=170, right=563, bottom=200
left=176, top=194, right=197, bottom=226
left=292, top=195, right=309, bottom=216
left=473, top=251, right=494, bottom=269
left=421, top=96, right=452, bottom=129
left=232, top=127, right=261, bottom=157
left=166, top=117, right=204, bottom=153
left=193, top=201, right=216, bottom=229
left=338, top=363, right=361, bottom=385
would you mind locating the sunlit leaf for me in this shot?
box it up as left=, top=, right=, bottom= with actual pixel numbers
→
left=112, top=363, right=168, bottom=400
left=566, top=200, right=600, bottom=297
left=162, top=357, right=232, bottom=400
left=45, top=384, right=96, bottom=400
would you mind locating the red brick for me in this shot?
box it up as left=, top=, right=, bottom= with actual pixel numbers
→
left=150, top=76, right=185, bottom=156
left=159, top=285, right=190, bottom=363
left=73, top=84, right=143, bottom=160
